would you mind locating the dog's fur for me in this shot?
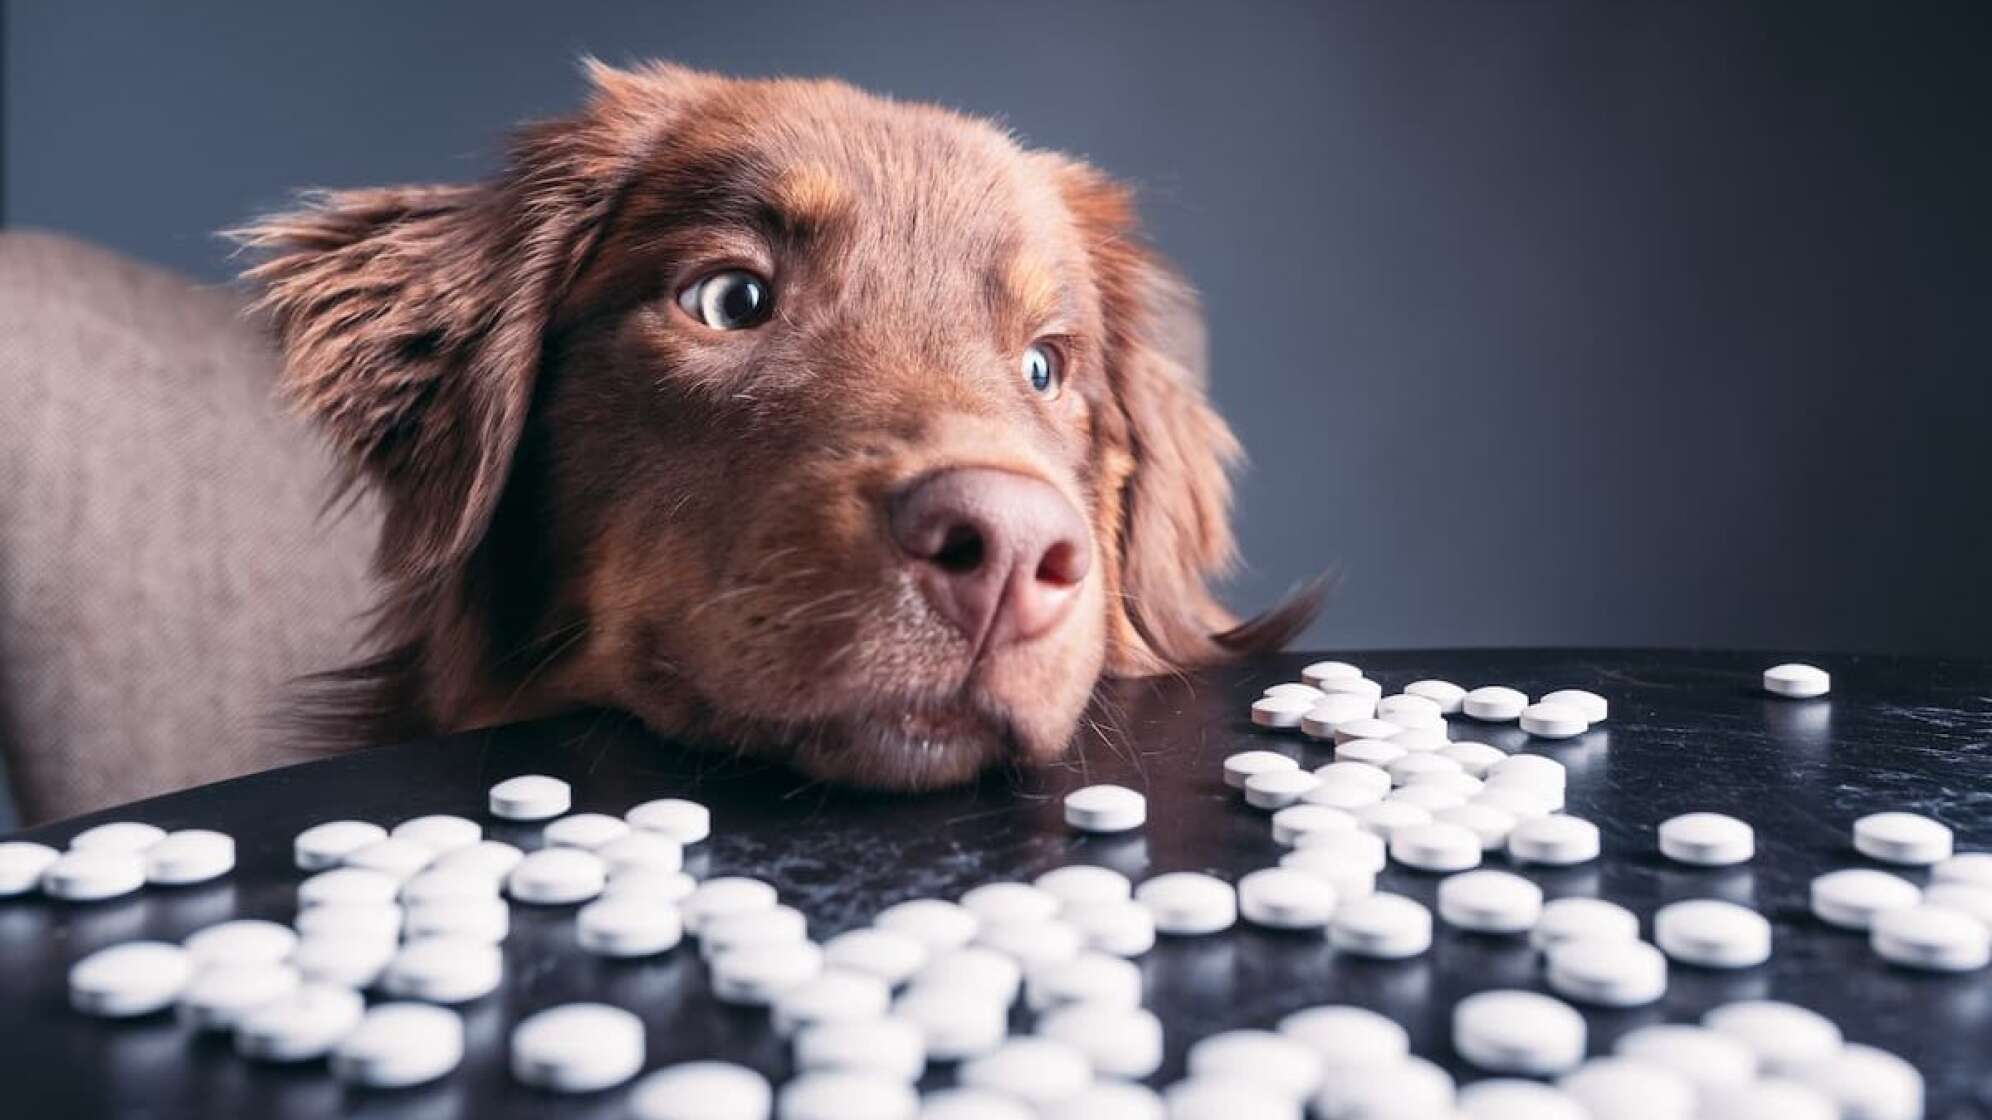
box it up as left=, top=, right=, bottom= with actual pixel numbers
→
left=236, top=62, right=1315, bottom=789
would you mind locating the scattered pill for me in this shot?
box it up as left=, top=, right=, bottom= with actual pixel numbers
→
left=917, top=1088, right=1035, bottom=1120
left=1462, top=686, right=1529, bottom=722
left=710, top=942, right=824, bottom=1006
left=629, top=1061, right=774, bottom=1120
left=1456, top=1079, right=1588, bottom=1120
left=544, top=811, right=632, bottom=850
left=1334, top=738, right=1405, bottom=769
left=959, top=1037, right=1093, bottom=1108
left=1316, top=676, right=1384, bottom=702
left=1519, top=702, right=1589, bottom=739
left=1440, top=742, right=1507, bottom=778
left=390, top=814, right=482, bottom=854
left=577, top=896, right=683, bottom=957
left=1308, top=1056, right=1454, bottom=1120
left=1547, top=937, right=1668, bottom=1006
left=331, top=1002, right=465, bottom=1089
left=1328, top=893, right=1432, bottom=959
left=596, top=830, right=685, bottom=874
left=1136, top=872, right=1236, bottom=935
left=1061, top=899, right=1158, bottom=957
left=1473, top=785, right=1559, bottom=820
left=298, top=865, right=401, bottom=908
left=144, top=829, right=236, bottom=885
left=1809, top=868, right=1921, bottom=929
left=795, top=1016, right=925, bottom=1081
left=489, top=774, right=572, bottom=821
left=1763, top=663, right=1830, bottom=699
left=913, top=946, right=1022, bottom=1005
left=1271, top=804, right=1356, bottom=846
left=70, top=941, right=193, bottom=1017
left=626, top=797, right=713, bottom=844
left=822, top=927, right=929, bottom=986
left=1223, top=750, right=1299, bottom=790
left=1387, top=783, right=1466, bottom=814
left=1353, top=800, right=1431, bottom=839
left=1187, top=1029, right=1322, bottom=1100
left=1390, top=821, right=1483, bottom=872
left=1703, top=1000, right=1843, bottom=1073
left=1434, top=803, right=1519, bottom=851
left=1533, top=897, right=1640, bottom=952
left=179, top=962, right=302, bottom=1030
left=1932, top=851, right=1992, bottom=889
left=1387, top=724, right=1451, bottom=750
left=1508, top=814, right=1601, bottom=866
left=1244, top=769, right=1320, bottom=810
left=1333, top=717, right=1403, bottom=745
left=405, top=896, right=513, bottom=944
left=1264, top=682, right=1327, bottom=703
left=1923, top=882, right=1992, bottom=927
left=1251, top=694, right=1316, bottom=729
left=69, top=821, right=166, bottom=854
left=892, top=983, right=1008, bottom=1060
left=1278, top=850, right=1377, bottom=902
left=184, top=919, right=298, bottom=967
left=1301, top=661, right=1363, bottom=687
left=511, top=1002, right=645, bottom=1092
left=1290, top=826, right=1387, bottom=870
left=1613, top=1024, right=1758, bottom=1099
left=507, top=846, right=607, bottom=905
left=1064, top=784, right=1147, bottom=832
left=1300, top=695, right=1375, bottom=740
left=1167, top=1075, right=1304, bottom=1120
left=1703, top=1079, right=1838, bottom=1120
left=1042, top=1082, right=1165, bottom=1120
left=1276, top=1005, right=1408, bottom=1068
left=1404, top=679, right=1467, bottom=713
left=960, top=882, right=1060, bottom=926
left=1376, top=693, right=1445, bottom=728
left=1654, top=899, right=1771, bottom=968
left=1486, top=753, right=1566, bottom=792
left=1558, top=1058, right=1695, bottom=1120
left=1404, top=767, right=1482, bottom=799
left=875, top=898, right=980, bottom=953
left=1385, top=751, right=1463, bottom=787
left=1658, top=813, right=1754, bottom=866
left=1027, top=950, right=1145, bottom=1013
left=976, top=917, right=1083, bottom=971
left=1454, top=989, right=1586, bottom=1075
left=1853, top=811, right=1953, bottom=866
left=291, top=935, right=395, bottom=988
left=41, top=849, right=145, bottom=901
left=402, top=865, right=501, bottom=906
left=1312, top=761, right=1393, bottom=795
left=343, top=837, right=436, bottom=881
left=380, top=936, right=503, bottom=1003
left=1870, top=903, right=1991, bottom=971
left=1540, top=689, right=1609, bottom=723
left=1037, top=1003, right=1165, bottom=1079
left=235, top=983, right=366, bottom=1062
left=295, top=901, right=403, bottom=944
left=702, top=904, right=809, bottom=960
left=1301, top=781, right=1387, bottom=811
left=779, top=1070, right=919, bottom=1120
left=0, top=841, right=60, bottom=896
left=294, top=820, right=389, bottom=871
left=1437, top=870, right=1542, bottom=933
left=1791, top=1042, right=1924, bottom=1120
left=772, top=969, right=892, bottom=1036
left=1237, top=867, right=1338, bottom=929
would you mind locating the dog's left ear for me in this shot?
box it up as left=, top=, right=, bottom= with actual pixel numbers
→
left=1051, top=161, right=1321, bottom=675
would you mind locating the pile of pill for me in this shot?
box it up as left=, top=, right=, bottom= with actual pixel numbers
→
left=15, top=655, right=1980, bottom=1119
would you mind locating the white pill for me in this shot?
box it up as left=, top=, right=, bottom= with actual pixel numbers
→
left=1933, top=851, right=1992, bottom=889
left=1034, top=865, right=1133, bottom=911
left=1316, top=675, right=1384, bottom=702
left=976, top=917, right=1083, bottom=971
left=432, top=838, right=526, bottom=879
left=630, top=1061, right=774, bottom=1120
left=1223, top=750, right=1300, bottom=789
left=291, top=935, right=395, bottom=988
left=1533, top=897, right=1640, bottom=951
left=1301, top=781, right=1387, bottom=811
left=1540, top=689, right=1609, bottom=723
left=507, top=846, right=608, bottom=905
left=1473, top=785, right=1559, bottom=820
left=1385, top=751, right=1462, bottom=787
left=1404, top=678, right=1467, bottom=713
left=1251, top=694, right=1316, bottom=729
left=1871, top=903, right=1991, bottom=970
left=1390, top=721, right=1451, bottom=749
left=1375, top=693, right=1444, bottom=728
left=1456, top=1079, right=1588, bottom=1120
left=343, top=837, right=435, bottom=881
left=294, top=901, right=403, bottom=944
left=1025, top=951, right=1143, bottom=1011
left=1264, top=682, right=1328, bottom=703
left=1289, top=826, right=1387, bottom=870
left=959, top=1037, right=1093, bottom=1107
left=544, top=811, right=631, bottom=850
left=1388, top=785, right=1465, bottom=816
left=1792, top=1042, right=1924, bottom=1120
left=779, top=1070, right=918, bottom=1120
left=69, top=820, right=166, bottom=854
left=1763, top=662, right=1830, bottom=699
left=1037, top=1003, right=1165, bottom=1079
left=914, top=946, right=1022, bottom=1005
left=1166, top=1076, right=1303, bottom=1120
left=1065, top=784, right=1147, bottom=832
left=1236, top=867, right=1338, bottom=929
left=1136, top=872, right=1236, bottom=935
left=1547, top=937, right=1668, bottom=1006
left=294, top=820, right=387, bottom=870
left=961, top=881, right=1060, bottom=925
left=1435, top=803, right=1519, bottom=851
left=332, top=1002, right=465, bottom=1088
left=1353, top=799, right=1431, bottom=839
left=1278, top=850, right=1378, bottom=903
left=1486, top=752, right=1566, bottom=792
left=1333, top=717, right=1403, bottom=745
left=918, top=1088, right=1035, bottom=1120
left=1313, top=761, right=1393, bottom=795
left=1276, top=1005, right=1408, bottom=1068
left=1703, top=1079, right=1838, bottom=1120
left=1809, top=868, right=1920, bottom=928
left=626, top=797, right=713, bottom=843
left=685, top=876, right=776, bottom=928
left=594, top=829, right=686, bottom=876
left=1187, top=1029, right=1322, bottom=1100
left=1508, top=814, right=1600, bottom=865
left=1463, top=686, right=1529, bottom=722
left=179, top=962, right=302, bottom=1030
left=1924, top=882, right=1992, bottom=927
left=796, top=1016, right=925, bottom=1081
left=1042, top=1082, right=1165, bottom=1120
left=1519, top=702, right=1589, bottom=739
left=606, top=867, right=700, bottom=905
left=1703, top=1000, right=1842, bottom=1072
left=875, top=898, right=980, bottom=952
left=402, top=865, right=503, bottom=906
left=711, top=942, right=824, bottom=1005
left=703, top=904, right=809, bottom=959
left=1333, top=739, right=1405, bottom=770
left=41, top=849, right=145, bottom=901
left=1853, top=811, right=1953, bottom=865
left=1654, top=899, right=1771, bottom=968
left=381, top=936, right=503, bottom=1003
left=1308, top=1056, right=1454, bottom=1120
left=1328, top=893, right=1431, bottom=958
left=1440, top=741, right=1507, bottom=778
left=1437, top=870, right=1541, bottom=933
left=70, top=941, right=193, bottom=1016
left=1300, top=695, right=1376, bottom=740
left=773, top=970, right=892, bottom=1036
left=390, top=814, right=482, bottom=854
left=1404, top=767, right=1482, bottom=799
left=236, top=982, right=366, bottom=1062
left=1613, top=1024, right=1758, bottom=1098
left=185, top=919, right=298, bottom=967
left=576, top=896, right=682, bottom=956
left=1062, top=898, right=1158, bottom=957
left=1271, top=804, right=1357, bottom=846
left=1658, top=813, right=1753, bottom=866
left=822, top=927, right=929, bottom=986
left=0, top=841, right=60, bottom=896
left=892, top=983, right=1007, bottom=1059
left=1244, top=768, right=1320, bottom=809
left=1301, top=660, right=1363, bottom=687
left=1454, top=989, right=1586, bottom=1075
left=1558, top=1058, right=1696, bottom=1120
left=144, top=829, right=236, bottom=885
left=1390, top=822, right=1482, bottom=872
left=511, top=1002, right=645, bottom=1092
left=489, top=774, right=571, bottom=820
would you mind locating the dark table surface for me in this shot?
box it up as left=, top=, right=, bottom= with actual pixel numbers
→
left=4, top=648, right=1991, bottom=1119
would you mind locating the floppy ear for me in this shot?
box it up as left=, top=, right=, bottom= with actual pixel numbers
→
left=233, top=60, right=704, bottom=583
left=1053, top=162, right=1322, bottom=675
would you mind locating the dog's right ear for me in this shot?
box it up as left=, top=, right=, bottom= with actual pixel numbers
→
left=233, top=60, right=706, bottom=582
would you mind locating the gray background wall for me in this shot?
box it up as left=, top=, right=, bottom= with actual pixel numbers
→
left=6, top=0, right=1990, bottom=656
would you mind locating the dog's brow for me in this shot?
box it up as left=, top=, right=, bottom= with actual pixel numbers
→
left=769, top=164, right=853, bottom=231
left=996, top=251, right=1068, bottom=329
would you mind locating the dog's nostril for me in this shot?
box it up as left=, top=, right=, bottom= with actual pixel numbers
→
left=1035, top=539, right=1083, bottom=588
left=932, top=523, right=986, bottom=574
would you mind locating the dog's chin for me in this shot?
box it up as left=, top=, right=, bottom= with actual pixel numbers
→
left=786, top=702, right=1019, bottom=792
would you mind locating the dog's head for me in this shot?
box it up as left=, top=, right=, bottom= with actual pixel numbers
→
left=240, top=62, right=1313, bottom=788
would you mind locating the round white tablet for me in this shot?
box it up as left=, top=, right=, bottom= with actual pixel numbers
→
left=1062, top=899, right=1157, bottom=957
left=1289, top=826, right=1387, bottom=870
left=595, top=830, right=685, bottom=874
left=70, top=941, right=193, bottom=1017
left=1456, top=1079, right=1588, bottom=1120
left=1658, top=813, right=1754, bottom=866
left=1462, top=686, right=1529, bottom=722
left=1703, top=1000, right=1843, bottom=1072
left=1437, top=870, right=1542, bottom=933
left=1278, top=851, right=1377, bottom=903
left=1136, top=872, right=1236, bottom=935
left=1328, top=893, right=1431, bottom=958
left=710, top=942, right=824, bottom=1005
left=0, top=841, right=60, bottom=896
left=1271, top=804, right=1357, bottom=847
left=431, top=840, right=518, bottom=883
left=1613, top=1024, right=1758, bottom=1098
left=1385, top=752, right=1463, bottom=787
left=1353, top=800, right=1431, bottom=839
left=1405, top=678, right=1467, bottom=713
left=332, top=1002, right=464, bottom=1088
left=343, top=837, right=435, bottom=881
left=1933, top=851, right=1992, bottom=889
left=489, top=774, right=571, bottom=821
left=626, top=797, right=713, bottom=844
left=795, top=1016, right=925, bottom=1081
left=1334, top=738, right=1406, bottom=769
left=1435, top=803, right=1519, bottom=851
left=875, top=898, right=979, bottom=953
left=391, top=814, right=482, bottom=854
left=1702, top=1080, right=1838, bottom=1120
left=1316, top=675, right=1384, bottom=702
left=511, top=1002, right=645, bottom=1092
left=544, top=811, right=631, bottom=850
left=1473, top=785, right=1559, bottom=820
left=1809, top=868, right=1921, bottom=929
left=1454, top=990, right=1586, bottom=1075
left=1244, top=769, right=1320, bottom=810
left=1519, top=703, right=1589, bottom=739
left=1390, top=723, right=1450, bottom=750
left=1853, top=811, right=1953, bottom=865
left=1508, top=814, right=1601, bottom=865
left=1308, top=1056, right=1454, bottom=1120
left=779, top=1070, right=918, bottom=1120
left=913, top=946, right=1022, bottom=1005
left=683, top=876, right=780, bottom=933
left=405, top=897, right=509, bottom=947
left=178, top=962, right=302, bottom=1030
left=1043, top=1082, right=1165, bottom=1120
left=236, top=982, right=366, bottom=1062
left=1037, top=1003, right=1165, bottom=1079
left=1404, top=767, right=1482, bottom=798
left=507, top=846, right=607, bottom=905
left=891, top=983, right=1007, bottom=1060
left=144, top=829, right=235, bottom=885
left=291, top=935, right=396, bottom=988
left=1264, top=682, right=1328, bottom=703
left=1763, top=663, right=1830, bottom=699
left=961, top=881, right=1060, bottom=925
left=1065, top=784, right=1147, bottom=832
left=918, top=1088, right=1035, bottom=1120
left=823, top=927, right=929, bottom=986
left=294, top=820, right=387, bottom=871
left=1540, top=689, right=1609, bottom=723
left=1547, top=937, right=1668, bottom=1006
left=380, top=936, right=503, bottom=1003
left=1166, top=1076, right=1304, bottom=1120
left=1301, top=660, right=1363, bottom=687
left=1654, top=899, right=1771, bottom=968
left=1223, top=750, right=1299, bottom=790
left=1924, top=882, right=1992, bottom=927
left=1486, top=752, right=1567, bottom=792
left=1276, top=1005, right=1408, bottom=1068
left=1187, top=1029, right=1321, bottom=1100
left=577, top=896, right=683, bottom=957
left=1871, top=903, right=1992, bottom=971
left=41, top=849, right=145, bottom=901
left=1376, top=693, right=1444, bottom=729
left=1791, top=1042, right=1924, bottom=1120
left=772, top=969, right=893, bottom=1037
left=1251, top=694, right=1316, bottom=730
left=1025, top=950, right=1142, bottom=1011
left=1440, top=742, right=1508, bottom=778
left=1313, top=760, right=1394, bottom=794
left=402, top=864, right=502, bottom=904
left=1302, top=781, right=1387, bottom=812
left=1558, top=1058, right=1695, bottom=1120
left=1390, top=822, right=1482, bottom=872
left=976, top=918, right=1083, bottom=971
left=1031, top=866, right=1133, bottom=913
left=184, top=919, right=298, bottom=967
left=703, top=904, right=809, bottom=960
left=1237, top=867, right=1338, bottom=929
left=1333, top=717, right=1403, bottom=745
left=959, top=1037, right=1093, bottom=1107
left=1387, top=784, right=1465, bottom=815
left=294, top=901, right=403, bottom=944
left=69, top=820, right=166, bottom=854
left=1300, top=695, right=1376, bottom=740
left=630, top=1061, right=773, bottom=1120
left=1533, top=897, right=1640, bottom=951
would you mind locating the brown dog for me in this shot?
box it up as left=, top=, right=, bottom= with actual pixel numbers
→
left=236, top=62, right=1313, bottom=790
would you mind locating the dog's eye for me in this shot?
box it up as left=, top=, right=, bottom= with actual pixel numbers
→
left=677, top=269, right=772, bottom=330
left=1022, top=342, right=1063, bottom=399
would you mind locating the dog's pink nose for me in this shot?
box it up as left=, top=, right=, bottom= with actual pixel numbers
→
left=889, top=467, right=1091, bottom=654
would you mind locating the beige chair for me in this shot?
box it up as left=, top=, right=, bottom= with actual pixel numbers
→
left=0, top=231, right=379, bottom=825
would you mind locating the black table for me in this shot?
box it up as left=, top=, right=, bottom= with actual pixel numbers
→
left=4, top=649, right=1990, bottom=1118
